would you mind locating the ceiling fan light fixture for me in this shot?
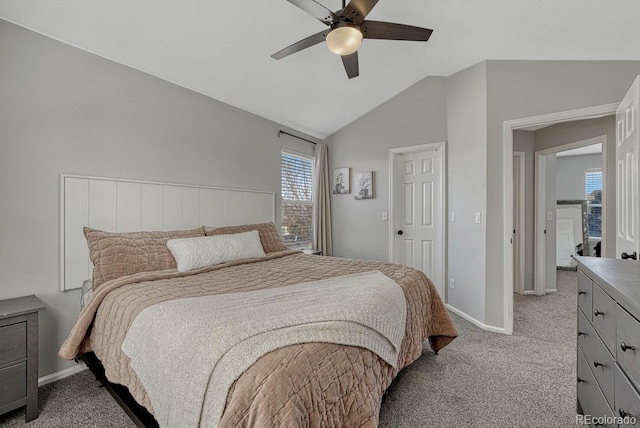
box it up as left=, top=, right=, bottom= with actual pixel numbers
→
left=326, top=24, right=362, bottom=56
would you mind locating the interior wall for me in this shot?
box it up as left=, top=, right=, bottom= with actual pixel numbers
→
left=0, top=19, right=318, bottom=377
left=485, top=60, right=640, bottom=328
left=324, top=76, right=448, bottom=262
left=534, top=115, right=615, bottom=257
left=512, top=131, right=535, bottom=292
left=556, top=153, right=602, bottom=200
left=445, top=62, right=488, bottom=323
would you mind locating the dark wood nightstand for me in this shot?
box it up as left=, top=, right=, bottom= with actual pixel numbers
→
left=0, top=295, right=45, bottom=422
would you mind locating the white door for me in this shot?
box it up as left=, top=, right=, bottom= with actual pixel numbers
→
left=393, top=149, right=443, bottom=296
left=556, top=218, right=575, bottom=267
left=616, top=76, right=640, bottom=260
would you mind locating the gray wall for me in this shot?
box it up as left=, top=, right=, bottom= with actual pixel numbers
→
left=324, top=76, right=448, bottom=262
left=445, top=62, right=487, bottom=322
left=484, top=60, right=640, bottom=328
left=513, top=131, right=535, bottom=292
left=0, top=20, right=317, bottom=377
left=535, top=115, right=615, bottom=257
left=556, top=153, right=602, bottom=200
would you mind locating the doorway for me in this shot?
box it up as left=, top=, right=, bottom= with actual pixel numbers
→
left=534, top=136, right=607, bottom=295
left=502, top=103, right=618, bottom=335
left=389, top=142, right=446, bottom=300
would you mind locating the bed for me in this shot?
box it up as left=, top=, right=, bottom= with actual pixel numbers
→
left=58, top=178, right=456, bottom=427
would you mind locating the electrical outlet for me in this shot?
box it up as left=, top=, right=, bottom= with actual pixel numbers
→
left=450, top=279, right=455, bottom=289
left=475, top=212, right=481, bottom=224
left=450, top=211, right=455, bottom=222
left=382, top=211, right=388, bottom=221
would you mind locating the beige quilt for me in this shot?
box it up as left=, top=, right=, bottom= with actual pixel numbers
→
left=60, top=251, right=458, bottom=427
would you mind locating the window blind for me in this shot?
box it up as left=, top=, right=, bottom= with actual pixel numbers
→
left=585, top=169, right=602, bottom=238
left=281, top=151, right=314, bottom=246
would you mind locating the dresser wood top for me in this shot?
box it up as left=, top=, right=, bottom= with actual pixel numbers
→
left=575, top=256, right=640, bottom=320
left=0, top=295, right=45, bottom=319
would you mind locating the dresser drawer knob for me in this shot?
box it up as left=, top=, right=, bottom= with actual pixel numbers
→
left=594, top=310, right=604, bottom=317
left=621, top=342, right=636, bottom=352
left=593, top=360, right=604, bottom=368
left=578, top=291, right=586, bottom=295
left=577, top=331, right=586, bottom=337
left=619, top=408, right=632, bottom=418
left=577, top=377, right=585, bottom=383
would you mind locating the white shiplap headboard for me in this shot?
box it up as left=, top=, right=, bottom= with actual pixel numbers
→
left=60, top=174, right=275, bottom=291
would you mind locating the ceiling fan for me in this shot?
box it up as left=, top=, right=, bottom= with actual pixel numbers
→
left=271, top=0, right=433, bottom=79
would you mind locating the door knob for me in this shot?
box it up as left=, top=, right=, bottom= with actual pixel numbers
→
left=397, top=230, right=403, bottom=235
left=621, top=251, right=638, bottom=260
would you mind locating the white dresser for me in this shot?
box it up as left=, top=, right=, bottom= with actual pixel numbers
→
left=575, top=257, right=640, bottom=427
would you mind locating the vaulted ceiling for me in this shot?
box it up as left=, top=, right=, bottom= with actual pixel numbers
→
left=2, top=1, right=640, bottom=138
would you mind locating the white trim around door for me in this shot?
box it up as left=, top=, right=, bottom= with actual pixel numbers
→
left=502, top=103, right=617, bottom=335
left=389, top=141, right=447, bottom=301
left=513, top=151, right=526, bottom=295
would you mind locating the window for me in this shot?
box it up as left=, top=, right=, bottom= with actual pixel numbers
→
left=281, top=150, right=313, bottom=247
left=585, top=169, right=602, bottom=238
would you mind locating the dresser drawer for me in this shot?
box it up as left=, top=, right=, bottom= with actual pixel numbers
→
left=0, top=322, right=26, bottom=367
left=578, top=348, right=616, bottom=427
left=578, top=270, right=593, bottom=319
left=615, top=364, right=640, bottom=427
left=592, top=284, right=616, bottom=353
left=0, top=362, right=27, bottom=407
left=578, top=310, right=615, bottom=407
left=617, top=304, right=640, bottom=389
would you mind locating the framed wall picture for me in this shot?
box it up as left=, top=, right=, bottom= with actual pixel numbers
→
left=354, top=171, right=373, bottom=200
left=333, top=167, right=350, bottom=194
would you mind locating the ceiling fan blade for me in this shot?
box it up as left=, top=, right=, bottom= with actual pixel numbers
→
left=272, top=30, right=330, bottom=60
left=341, top=0, right=379, bottom=25
left=286, top=0, right=340, bottom=26
left=341, top=51, right=359, bottom=79
left=361, top=21, right=433, bottom=41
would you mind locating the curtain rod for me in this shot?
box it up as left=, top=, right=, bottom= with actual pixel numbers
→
left=278, top=130, right=317, bottom=145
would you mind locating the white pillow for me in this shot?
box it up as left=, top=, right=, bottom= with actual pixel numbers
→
left=167, top=230, right=266, bottom=272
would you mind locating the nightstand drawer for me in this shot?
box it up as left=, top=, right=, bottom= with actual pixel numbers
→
left=0, top=322, right=26, bottom=366
left=578, top=309, right=615, bottom=407
left=0, top=362, right=26, bottom=407
left=578, top=270, right=593, bottom=319
left=592, top=284, right=616, bottom=353
left=615, top=364, right=640, bottom=427
left=617, top=305, right=640, bottom=389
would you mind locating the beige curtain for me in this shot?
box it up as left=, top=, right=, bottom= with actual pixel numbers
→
left=312, top=143, right=333, bottom=256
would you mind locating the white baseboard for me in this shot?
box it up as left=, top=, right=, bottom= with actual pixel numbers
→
left=39, top=362, right=87, bottom=387
left=545, top=289, right=558, bottom=294
left=446, top=304, right=507, bottom=334
left=522, top=290, right=536, bottom=295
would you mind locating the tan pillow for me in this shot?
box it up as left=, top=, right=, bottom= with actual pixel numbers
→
left=84, top=226, right=205, bottom=289
left=205, top=222, right=287, bottom=253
